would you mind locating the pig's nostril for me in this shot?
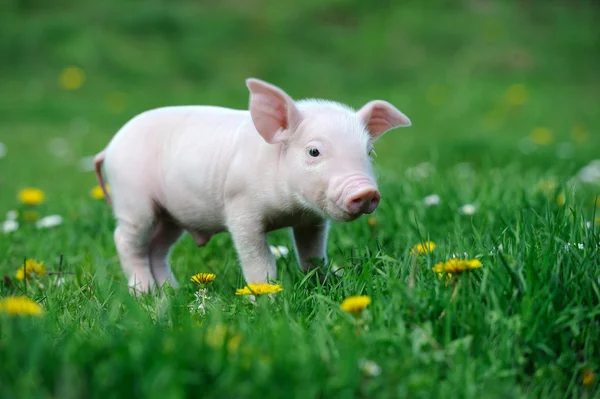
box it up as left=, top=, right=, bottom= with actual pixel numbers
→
left=346, top=196, right=365, bottom=214
left=345, top=190, right=380, bottom=214
left=366, top=195, right=380, bottom=214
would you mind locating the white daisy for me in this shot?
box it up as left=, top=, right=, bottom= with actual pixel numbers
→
left=459, top=204, right=477, bottom=215
left=36, top=215, right=63, bottom=229
left=405, top=162, right=434, bottom=180
left=423, top=194, right=441, bottom=206
left=48, top=137, right=71, bottom=159
left=2, top=220, right=18, bottom=234
left=79, top=156, right=96, bottom=172
left=577, top=160, right=600, bottom=185
left=69, top=117, right=90, bottom=135
left=270, top=245, right=289, bottom=259
left=359, top=359, right=382, bottom=377
left=6, top=210, right=18, bottom=221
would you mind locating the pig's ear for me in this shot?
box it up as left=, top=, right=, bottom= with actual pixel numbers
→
left=357, top=100, right=411, bottom=140
left=246, top=78, right=301, bottom=144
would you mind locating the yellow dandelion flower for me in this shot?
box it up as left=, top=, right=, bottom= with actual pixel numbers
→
left=367, top=217, right=376, bottom=227
left=191, top=273, right=216, bottom=285
left=227, top=334, right=242, bottom=353
left=205, top=324, right=242, bottom=353
left=0, top=296, right=44, bottom=316
left=340, top=295, right=371, bottom=315
left=505, top=84, right=528, bottom=106
left=432, top=258, right=482, bottom=274
left=530, top=127, right=553, bottom=145
left=535, top=178, right=557, bottom=195
left=411, top=241, right=435, bottom=255
left=15, top=259, right=46, bottom=280
left=59, top=66, right=85, bottom=91
left=206, top=324, right=226, bottom=348
left=437, top=272, right=454, bottom=286
left=571, top=125, right=588, bottom=144
left=90, top=185, right=110, bottom=200
left=18, top=188, right=45, bottom=205
left=556, top=192, right=566, bottom=206
left=235, top=283, right=283, bottom=296
left=583, top=368, right=595, bottom=386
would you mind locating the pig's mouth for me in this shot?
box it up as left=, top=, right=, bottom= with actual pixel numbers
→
left=306, top=195, right=359, bottom=222
left=324, top=200, right=368, bottom=222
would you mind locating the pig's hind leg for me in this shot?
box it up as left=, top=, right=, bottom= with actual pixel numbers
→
left=114, top=217, right=156, bottom=293
left=148, top=218, right=183, bottom=288
left=112, top=195, right=159, bottom=293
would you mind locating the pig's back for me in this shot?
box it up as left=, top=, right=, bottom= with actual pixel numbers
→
left=111, top=105, right=248, bottom=142
left=104, top=106, right=251, bottom=231
left=106, top=105, right=248, bottom=153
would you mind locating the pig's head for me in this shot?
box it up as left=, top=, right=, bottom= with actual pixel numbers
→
left=246, top=78, right=411, bottom=222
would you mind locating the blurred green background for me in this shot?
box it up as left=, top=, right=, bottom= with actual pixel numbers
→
left=0, top=0, right=599, bottom=202
left=1, top=3, right=600, bottom=397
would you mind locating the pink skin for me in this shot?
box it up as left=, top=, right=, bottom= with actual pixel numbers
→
left=94, top=78, right=411, bottom=293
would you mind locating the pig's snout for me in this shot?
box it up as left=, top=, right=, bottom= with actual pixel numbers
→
left=346, top=189, right=380, bottom=215
left=331, top=175, right=380, bottom=216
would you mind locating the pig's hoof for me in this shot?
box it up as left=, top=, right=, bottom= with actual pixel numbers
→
left=167, top=278, right=179, bottom=289
left=241, top=294, right=278, bottom=304
left=128, top=276, right=155, bottom=295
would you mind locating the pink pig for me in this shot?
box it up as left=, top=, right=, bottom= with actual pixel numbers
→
left=94, top=79, right=411, bottom=292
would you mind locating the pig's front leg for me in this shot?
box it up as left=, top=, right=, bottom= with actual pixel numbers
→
left=228, top=220, right=277, bottom=284
left=291, top=222, right=329, bottom=273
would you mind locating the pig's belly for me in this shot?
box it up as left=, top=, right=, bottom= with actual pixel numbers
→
left=161, top=194, right=228, bottom=235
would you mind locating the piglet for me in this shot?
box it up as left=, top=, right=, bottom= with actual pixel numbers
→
left=94, top=79, right=411, bottom=292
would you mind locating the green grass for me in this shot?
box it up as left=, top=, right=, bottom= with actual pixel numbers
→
left=1, top=0, right=600, bottom=397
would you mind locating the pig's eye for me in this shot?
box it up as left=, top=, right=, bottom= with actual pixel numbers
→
left=308, top=148, right=320, bottom=157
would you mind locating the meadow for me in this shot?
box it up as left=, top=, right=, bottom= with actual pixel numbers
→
left=1, top=1, right=599, bottom=398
